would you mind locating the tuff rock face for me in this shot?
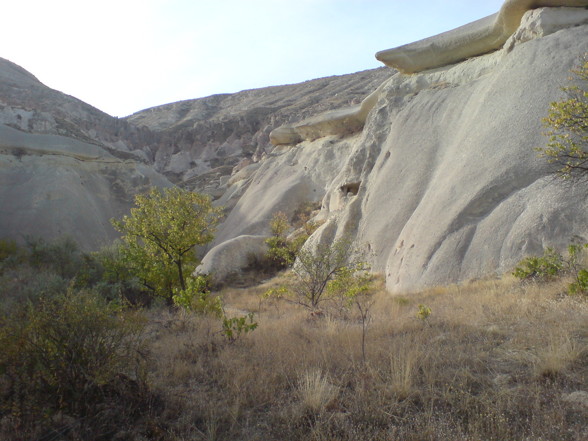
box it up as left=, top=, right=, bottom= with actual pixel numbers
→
left=2, top=6, right=588, bottom=293
left=375, top=0, right=588, bottom=73
left=0, top=57, right=172, bottom=250
left=204, top=7, right=588, bottom=291
left=126, top=68, right=391, bottom=199
left=0, top=56, right=388, bottom=250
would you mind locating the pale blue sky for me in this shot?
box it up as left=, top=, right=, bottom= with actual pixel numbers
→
left=3, top=1, right=504, bottom=117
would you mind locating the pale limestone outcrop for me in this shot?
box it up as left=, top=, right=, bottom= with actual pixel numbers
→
left=0, top=125, right=171, bottom=250
left=269, top=88, right=382, bottom=146
left=208, top=10, right=588, bottom=292
left=195, top=235, right=268, bottom=282
left=270, top=4, right=588, bottom=147
left=376, top=0, right=588, bottom=73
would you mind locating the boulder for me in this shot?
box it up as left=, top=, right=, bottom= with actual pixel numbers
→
left=195, top=235, right=268, bottom=282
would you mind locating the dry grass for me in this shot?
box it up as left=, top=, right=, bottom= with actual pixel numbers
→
left=142, top=274, right=587, bottom=441
left=297, top=369, right=339, bottom=413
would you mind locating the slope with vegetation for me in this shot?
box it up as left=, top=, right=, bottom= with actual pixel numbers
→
left=1, top=4, right=588, bottom=441
left=1, top=232, right=586, bottom=440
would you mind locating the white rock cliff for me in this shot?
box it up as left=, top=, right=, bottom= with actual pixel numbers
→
left=206, top=6, right=588, bottom=291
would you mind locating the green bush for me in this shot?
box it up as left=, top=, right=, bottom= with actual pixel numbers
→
left=569, top=268, right=588, bottom=295
left=265, top=237, right=373, bottom=311
left=221, top=312, right=258, bottom=343
left=172, top=275, right=222, bottom=316
left=0, top=238, right=22, bottom=269
left=513, top=244, right=588, bottom=296
left=0, top=288, right=151, bottom=439
left=416, top=304, right=432, bottom=321
left=25, top=236, right=83, bottom=279
left=0, top=267, right=68, bottom=313
left=512, top=248, right=564, bottom=281
left=86, top=243, right=148, bottom=305
left=265, top=211, right=297, bottom=269
left=265, top=211, right=322, bottom=271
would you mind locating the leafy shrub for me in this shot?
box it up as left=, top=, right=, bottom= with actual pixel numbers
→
left=512, top=247, right=564, bottom=281
left=569, top=268, right=588, bottom=295
left=0, top=238, right=22, bottom=268
left=25, top=236, right=83, bottom=279
left=88, top=243, right=149, bottom=305
left=537, top=54, right=588, bottom=180
left=0, top=267, right=68, bottom=313
left=567, top=244, right=588, bottom=295
left=221, top=312, right=258, bottom=343
left=265, top=210, right=323, bottom=272
left=416, top=304, right=432, bottom=321
left=0, top=238, right=17, bottom=258
left=265, top=211, right=297, bottom=269
left=0, top=288, right=151, bottom=439
left=265, top=237, right=373, bottom=311
left=172, top=275, right=222, bottom=317
left=514, top=244, right=588, bottom=295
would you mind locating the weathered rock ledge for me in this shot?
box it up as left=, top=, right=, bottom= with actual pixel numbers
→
left=269, top=4, right=588, bottom=146
left=376, top=0, right=588, bottom=73
left=207, top=8, right=588, bottom=292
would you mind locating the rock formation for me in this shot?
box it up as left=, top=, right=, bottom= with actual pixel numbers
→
left=209, top=6, right=588, bottom=291
left=0, top=58, right=172, bottom=250
left=0, top=57, right=388, bottom=250
left=376, top=0, right=588, bottom=73
left=3, top=2, right=588, bottom=294
left=126, top=68, right=390, bottom=200
left=271, top=2, right=588, bottom=146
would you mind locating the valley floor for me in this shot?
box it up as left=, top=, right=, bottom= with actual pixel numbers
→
left=146, top=275, right=587, bottom=441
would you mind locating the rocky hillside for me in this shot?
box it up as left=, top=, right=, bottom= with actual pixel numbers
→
left=2, top=4, right=588, bottom=293
left=0, top=58, right=160, bottom=161
left=126, top=68, right=391, bottom=196
left=199, top=6, right=588, bottom=292
left=0, top=58, right=172, bottom=250
left=0, top=57, right=389, bottom=249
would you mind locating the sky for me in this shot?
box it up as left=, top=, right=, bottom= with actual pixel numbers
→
left=2, top=0, right=505, bottom=117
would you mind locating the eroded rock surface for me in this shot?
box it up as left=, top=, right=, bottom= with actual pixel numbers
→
left=196, top=235, right=268, bottom=283
left=270, top=6, right=588, bottom=146
left=126, top=69, right=391, bottom=196
left=0, top=58, right=172, bottom=249
left=209, top=8, right=588, bottom=291
left=3, top=6, right=588, bottom=292
left=376, top=0, right=588, bottom=73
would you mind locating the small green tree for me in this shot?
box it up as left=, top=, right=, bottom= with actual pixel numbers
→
left=265, top=210, right=322, bottom=271
left=538, top=54, right=588, bottom=180
left=112, top=187, right=223, bottom=303
left=265, top=211, right=296, bottom=268
left=265, top=237, right=370, bottom=311
left=327, top=266, right=375, bottom=361
left=293, top=238, right=358, bottom=309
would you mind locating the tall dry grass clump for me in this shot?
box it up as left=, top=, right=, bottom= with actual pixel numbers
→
left=297, top=369, right=339, bottom=412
